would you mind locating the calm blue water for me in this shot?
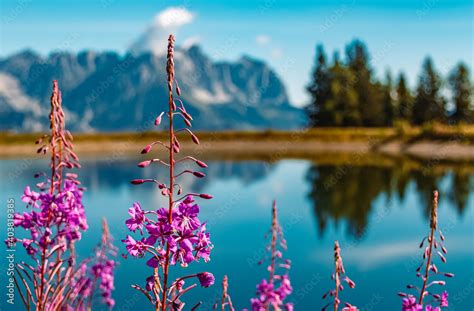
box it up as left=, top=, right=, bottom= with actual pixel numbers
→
left=1, top=157, right=473, bottom=310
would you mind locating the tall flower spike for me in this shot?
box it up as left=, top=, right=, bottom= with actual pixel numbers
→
left=123, top=34, right=213, bottom=311
left=322, top=241, right=357, bottom=311
left=250, top=200, right=293, bottom=311
left=11, top=81, right=115, bottom=310
left=399, top=191, right=452, bottom=310
left=87, top=218, right=118, bottom=309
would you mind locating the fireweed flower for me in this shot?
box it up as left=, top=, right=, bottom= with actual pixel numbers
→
left=123, top=34, right=213, bottom=311
left=197, top=272, right=215, bottom=288
left=10, top=81, right=116, bottom=310
left=322, top=241, right=358, bottom=311
left=88, top=219, right=118, bottom=308
left=126, top=202, right=148, bottom=233
left=399, top=191, right=452, bottom=310
left=250, top=201, right=293, bottom=311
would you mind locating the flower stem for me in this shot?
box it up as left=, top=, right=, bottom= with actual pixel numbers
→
left=49, top=86, right=57, bottom=194
left=221, top=275, right=227, bottom=311
left=39, top=81, right=60, bottom=309
left=38, top=248, right=47, bottom=310
left=334, top=241, right=341, bottom=311
left=334, top=272, right=339, bottom=311
left=160, top=34, right=176, bottom=311
left=419, top=191, right=438, bottom=305
left=269, top=200, right=277, bottom=284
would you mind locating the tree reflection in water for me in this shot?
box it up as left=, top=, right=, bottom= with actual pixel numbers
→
left=306, top=162, right=473, bottom=238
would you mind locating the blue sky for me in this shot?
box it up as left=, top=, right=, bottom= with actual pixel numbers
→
left=1, top=0, right=472, bottom=106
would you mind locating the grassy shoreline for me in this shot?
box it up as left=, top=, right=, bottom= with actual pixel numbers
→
left=1, top=126, right=473, bottom=162
left=1, top=124, right=474, bottom=144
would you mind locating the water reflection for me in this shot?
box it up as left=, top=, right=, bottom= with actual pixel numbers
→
left=1, top=157, right=473, bottom=310
left=83, top=157, right=473, bottom=239
left=447, top=170, right=472, bottom=214
left=78, top=159, right=274, bottom=193
left=306, top=162, right=473, bottom=237
left=4, top=157, right=471, bottom=240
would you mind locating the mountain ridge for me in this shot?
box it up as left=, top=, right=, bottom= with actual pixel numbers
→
left=0, top=46, right=305, bottom=132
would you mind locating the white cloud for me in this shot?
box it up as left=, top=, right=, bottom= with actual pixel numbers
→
left=129, top=7, right=195, bottom=55
left=342, top=236, right=474, bottom=271
left=154, top=7, right=194, bottom=27
left=255, top=34, right=271, bottom=46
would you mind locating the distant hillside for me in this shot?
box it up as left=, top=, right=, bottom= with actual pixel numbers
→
left=0, top=46, right=305, bottom=132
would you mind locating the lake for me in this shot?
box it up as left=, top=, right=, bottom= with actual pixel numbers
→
left=1, top=156, right=473, bottom=310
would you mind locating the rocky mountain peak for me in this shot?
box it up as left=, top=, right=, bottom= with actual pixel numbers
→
left=0, top=46, right=304, bottom=132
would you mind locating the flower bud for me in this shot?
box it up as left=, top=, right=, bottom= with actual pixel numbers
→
left=155, top=112, right=164, bottom=126
left=196, top=272, right=215, bottom=288
left=173, top=144, right=180, bottom=153
left=131, top=179, right=145, bottom=185
left=344, top=276, right=355, bottom=288
left=191, top=133, right=200, bottom=145
left=193, top=171, right=205, bottom=178
left=138, top=160, right=151, bottom=168
left=184, top=118, right=192, bottom=127
left=199, top=194, right=213, bottom=199
left=196, top=160, right=208, bottom=168
left=70, top=151, right=79, bottom=161
left=182, top=111, right=193, bottom=121
left=141, top=145, right=152, bottom=154
left=437, top=251, right=446, bottom=263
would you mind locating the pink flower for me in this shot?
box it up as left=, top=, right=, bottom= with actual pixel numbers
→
left=125, top=202, right=147, bottom=233
left=342, top=303, right=359, bottom=311
left=440, top=291, right=448, bottom=307
left=402, top=296, right=423, bottom=311
left=122, top=235, right=146, bottom=257
left=21, top=186, right=39, bottom=207
left=196, top=272, right=215, bottom=287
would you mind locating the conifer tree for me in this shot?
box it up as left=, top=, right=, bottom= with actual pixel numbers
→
left=412, top=58, right=445, bottom=124
left=327, top=53, right=361, bottom=126
left=396, top=73, right=413, bottom=121
left=345, top=40, right=381, bottom=126
left=307, top=44, right=332, bottom=126
left=381, top=70, right=395, bottom=126
left=449, top=62, right=473, bottom=124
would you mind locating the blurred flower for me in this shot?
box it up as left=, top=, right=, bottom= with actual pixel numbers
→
left=197, top=272, right=215, bottom=287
